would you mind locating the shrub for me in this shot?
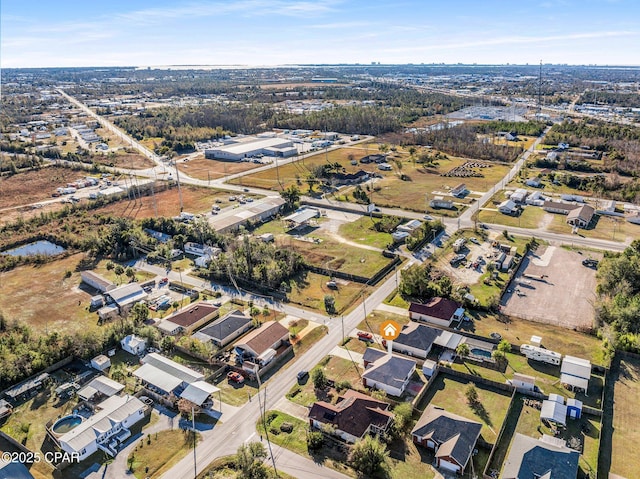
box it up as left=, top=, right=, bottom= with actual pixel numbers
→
left=307, top=430, right=324, bottom=450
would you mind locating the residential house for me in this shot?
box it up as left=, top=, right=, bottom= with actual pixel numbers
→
left=396, top=219, right=422, bottom=233
left=430, top=196, right=454, bottom=209
left=134, top=353, right=205, bottom=397
left=192, top=309, right=253, bottom=348
left=57, top=395, right=146, bottom=460
left=525, top=177, right=542, bottom=188
left=411, top=405, right=482, bottom=474
left=566, top=204, right=595, bottom=229
left=501, top=433, right=579, bottom=479
left=409, top=298, right=465, bottom=328
left=560, top=356, right=591, bottom=392
left=510, top=188, right=528, bottom=203
left=156, top=302, right=219, bottom=336
left=105, top=283, right=147, bottom=315
left=233, top=321, right=289, bottom=362
left=451, top=184, right=469, bottom=198
left=120, top=334, right=147, bottom=356
left=498, top=199, right=518, bottom=215
left=362, top=348, right=416, bottom=397
left=360, top=154, right=386, bottom=164
left=0, top=460, right=34, bottom=479
left=90, top=354, right=111, bottom=372
left=387, top=322, right=442, bottom=359
left=332, top=170, right=370, bottom=185
left=308, top=390, right=394, bottom=444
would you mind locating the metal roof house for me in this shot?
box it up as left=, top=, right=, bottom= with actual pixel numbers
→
left=134, top=353, right=205, bottom=396
left=105, top=283, right=147, bottom=314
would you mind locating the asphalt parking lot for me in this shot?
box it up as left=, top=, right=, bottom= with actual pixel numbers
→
left=501, top=245, right=598, bottom=330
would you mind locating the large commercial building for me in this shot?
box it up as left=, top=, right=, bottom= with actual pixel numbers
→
left=204, top=136, right=297, bottom=161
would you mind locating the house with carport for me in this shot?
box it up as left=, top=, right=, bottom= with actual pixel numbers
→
left=192, top=310, right=253, bottom=348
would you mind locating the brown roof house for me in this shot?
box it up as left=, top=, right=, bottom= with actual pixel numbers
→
left=412, top=405, right=482, bottom=474
left=566, top=204, right=595, bottom=229
left=409, top=298, right=465, bottom=328
left=308, top=389, right=394, bottom=443
left=156, top=302, right=219, bottom=336
left=233, top=321, right=289, bottom=368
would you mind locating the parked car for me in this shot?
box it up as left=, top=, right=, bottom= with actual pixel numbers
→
left=297, top=370, right=309, bottom=381
left=159, top=277, right=169, bottom=285
left=227, top=372, right=244, bottom=384
left=357, top=331, right=373, bottom=341
left=423, top=214, right=434, bottom=221
left=582, top=259, right=598, bottom=268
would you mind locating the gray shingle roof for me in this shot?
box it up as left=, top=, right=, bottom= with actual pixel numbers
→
left=362, top=349, right=416, bottom=392
left=394, top=322, right=441, bottom=352
left=193, top=310, right=252, bottom=343
left=501, top=433, right=580, bottom=479
left=411, top=405, right=482, bottom=469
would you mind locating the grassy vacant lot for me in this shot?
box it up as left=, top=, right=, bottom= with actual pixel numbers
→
left=92, top=258, right=155, bottom=285
left=356, top=310, right=410, bottom=335
left=94, top=183, right=244, bottom=219
left=128, top=429, right=201, bottom=479
left=338, top=216, right=394, bottom=249
left=287, top=355, right=364, bottom=407
left=229, top=145, right=372, bottom=191
left=0, top=166, right=91, bottom=209
left=176, top=155, right=262, bottom=181
left=0, top=253, right=100, bottom=336
left=514, top=401, right=600, bottom=477
left=449, top=352, right=604, bottom=409
left=609, top=356, right=640, bottom=478
left=286, top=271, right=371, bottom=315
left=546, top=211, right=637, bottom=243
left=417, top=373, right=513, bottom=444
left=338, top=157, right=510, bottom=215
left=462, top=311, right=606, bottom=365
left=477, top=205, right=547, bottom=229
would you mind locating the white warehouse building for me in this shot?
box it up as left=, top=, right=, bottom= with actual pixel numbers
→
left=205, top=137, right=297, bottom=161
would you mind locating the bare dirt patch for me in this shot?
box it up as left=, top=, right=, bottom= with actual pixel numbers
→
left=501, top=246, right=599, bottom=330
left=93, top=184, right=237, bottom=219
left=176, top=155, right=262, bottom=181
left=0, top=166, right=84, bottom=209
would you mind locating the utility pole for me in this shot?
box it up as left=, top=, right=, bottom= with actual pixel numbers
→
left=256, top=372, right=278, bottom=476
left=538, top=60, right=543, bottom=117
left=175, top=157, right=184, bottom=212
left=341, top=315, right=345, bottom=344
left=192, top=405, right=197, bottom=479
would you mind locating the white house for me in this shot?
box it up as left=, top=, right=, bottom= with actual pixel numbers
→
left=429, top=196, right=454, bottom=209
left=90, top=354, right=111, bottom=372
left=498, top=199, right=518, bottom=215
left=510, top=188, right=529, bottom=203
left=451, top=183, right=468, bottom=198
left=120, top=334, right=147, bottom=356
left=57, top=395, right=145, bottom=460
left=362, top=348, right=416, bottom=397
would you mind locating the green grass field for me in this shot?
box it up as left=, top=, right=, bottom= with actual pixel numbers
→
left=477, top=205, right=547, bottom=229
left=286, top=271, right=371, bottom=315
left=356, top=310, right=410, bottom=335
left=338, top=216, right=394, bottom=249
left=609, top=356, right=640, bottom=478
left=462, top=311, right=606, bottom=365
left=128, top=429, right=201, bottom=479
left=417, top=373, right=513, bottom=444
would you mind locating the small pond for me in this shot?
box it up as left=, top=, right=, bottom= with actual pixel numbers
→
left=1, top=241, right=66, bottom=257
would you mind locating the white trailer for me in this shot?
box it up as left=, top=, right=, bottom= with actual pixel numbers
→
left=520, top=344, right=561, bottom=365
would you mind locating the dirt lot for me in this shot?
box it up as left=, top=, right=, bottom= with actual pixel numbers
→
left=0, top=166, right=86, bottom=209
left=175, top=154, right=262, bottom=181
left=94, top=184, right=239, bottom=219
left=501, top=246, right=599, bottom=330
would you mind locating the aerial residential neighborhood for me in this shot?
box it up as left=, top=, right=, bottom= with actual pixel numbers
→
left=2, top=2, right=640, bottom=479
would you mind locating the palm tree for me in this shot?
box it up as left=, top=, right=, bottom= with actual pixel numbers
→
left=456, top=343, right=470, bottom=362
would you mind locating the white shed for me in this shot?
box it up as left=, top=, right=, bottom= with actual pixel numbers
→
left=90, top=354, right=111, bottom=371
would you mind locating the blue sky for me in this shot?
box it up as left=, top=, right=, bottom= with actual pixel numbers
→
left=2, top=0, right=639, bottom=68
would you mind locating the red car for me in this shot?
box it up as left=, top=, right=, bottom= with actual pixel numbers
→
left=227, top=372, right=244, bottom=384
left=357, top=331, right=373, bottom=341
